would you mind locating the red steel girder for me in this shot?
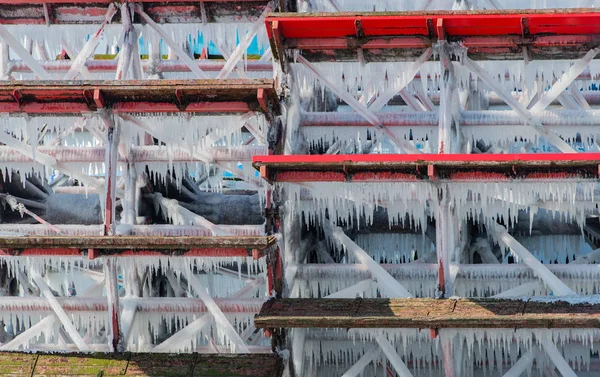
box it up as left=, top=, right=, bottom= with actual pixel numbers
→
left=0, top=235, right=277, bottom=258
left=0, top=79, right=279, bottom=114
left=0, top=1, right=270, bottom=25
left=253, top=153, right=600, bottom=182
left=266, top=9, right=600, bottom=62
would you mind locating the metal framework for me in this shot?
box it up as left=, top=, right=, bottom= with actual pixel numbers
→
left=254, top=5, right=600, bottom=377
left=2, top=1, right=600, bottom=376
left=0, top=0, right=282, bottom=362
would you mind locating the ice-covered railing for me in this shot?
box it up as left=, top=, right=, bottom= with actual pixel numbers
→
left=301, top=112, right=600, bottom=153
left=302, top=0, right=600, bottom=12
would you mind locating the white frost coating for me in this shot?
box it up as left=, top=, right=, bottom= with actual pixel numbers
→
left=301, top=328, right=597, bottom=376
left=492, top=224, right=576, bottom=296
left=355, top=233, right=434, bottom=264
left=515, top=235, right=592, bottom=264
left=284, top=181, right=596, bottom=232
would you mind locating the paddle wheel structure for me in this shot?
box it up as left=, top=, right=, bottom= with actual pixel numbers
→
left=2, top=1, right=600, bottom=377
left=255, top=2, right=600, bottom=377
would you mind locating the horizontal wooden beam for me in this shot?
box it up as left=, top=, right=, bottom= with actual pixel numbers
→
left=0, top=1, right=270, bottom=25
left=267, top=9, right=600, bottom=62
left=253, top=153, right=600, bottom=182
left=0, top=79, right=279, bottom=114
left=0, top=235, right=277, bottom=258
left=0, top=351, right=283, bottom=376
left=255, top=298, right=600, bottom=329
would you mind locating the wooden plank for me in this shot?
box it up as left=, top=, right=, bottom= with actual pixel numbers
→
left=33, top=353, right=128, bottom=376
left=0, top=235, right=277, bottom=250
left=193, top=354, right=284, bottom=377
left=255, top=298, right=600, bottom=329
left=0, top=352, right=283, bottom=377
left=0, top=1, right=270, bottom=25
left=252, top=153, right=600, bottom=183
left=0, top=79, right=279, bottom=114
left=125, top=354, right=194, bottom=376
left=0, top=352, right=37, bottom=377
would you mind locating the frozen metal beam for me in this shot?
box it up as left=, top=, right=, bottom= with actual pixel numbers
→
left=0, top=315, right=56, bottom=351
left=325, top=222, right=412, bottom=298
left=376, top=335, right=414, bottom=377
left=0, top=25, right=51, bottom=79
left=462, top=57, right=576, bottom=153
left=103, top=116, right=119, bottom=235
left=501, top=349, right=535, bottom=377
left=104, top=258, right=121, bottom=352
left=368, top=48, right=433, bottom=111
left=216, top=5, right=271, bottom=79
left=150, top=193, right=234, bottom=236
left=133, top=3, right=208, bottom=79
left=540, top=335, right=577, bottom=377
left=492, top=224, right=576, bottom=296
left=63, top=4, right=117, bottom=80
left=153, top=314, right=212, bottom=353
left=31, top=273, right=89, bottom=351
left=0, top=132, right=104, bottom=190
left=9, top=60, right=272, bottom=73
left=325, top=279, right=374, bottom=299
left=115, top=3, right=134, bottom=80
left=292, top=328, right=306, bottom=377
left=186, top=272, right=250, bottom=353
left=341, top=347, right=381, bottom=377
left=296, top=55, right=420, bottom=153
left=492, top=281, right=543, bottom=298
left=0, top=297, right=265, bottom=313
left=300, top=109, right=600, bottom=127
left=530, top=48, right=600, bottom=113
left=294, top=263, right=600, bottom=282
left=119, top=301, right=137, bottom=346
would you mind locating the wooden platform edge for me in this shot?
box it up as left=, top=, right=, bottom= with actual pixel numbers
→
left=0, top=351, right=284, bottom=377
left=254, top=298, right=600, bottom=329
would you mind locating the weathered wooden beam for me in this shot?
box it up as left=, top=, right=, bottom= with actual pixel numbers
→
left=0, top=351, right=283, bottom=377
left=253, top=153, right=600, bottom=183
left=255, top=298, right=600, bottom=329
left=0, top=1, right=271, bottom=25
left=0, top=235, right=277, bottom=251
left=0, top=79, right=279, bottom=114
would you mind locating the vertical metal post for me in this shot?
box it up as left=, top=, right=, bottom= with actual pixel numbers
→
left=105, top=257, right=122, bottom=352
left=103, top=115, right=119, bottom=236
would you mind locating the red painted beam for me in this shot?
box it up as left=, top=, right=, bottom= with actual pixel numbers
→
left=0, top=248, right=263, bottom=258
left=267, top=9, right=600, bottom=61
left=0, top=80, right=277, bottom=114
left=253, top=153, right=600, bottom=182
